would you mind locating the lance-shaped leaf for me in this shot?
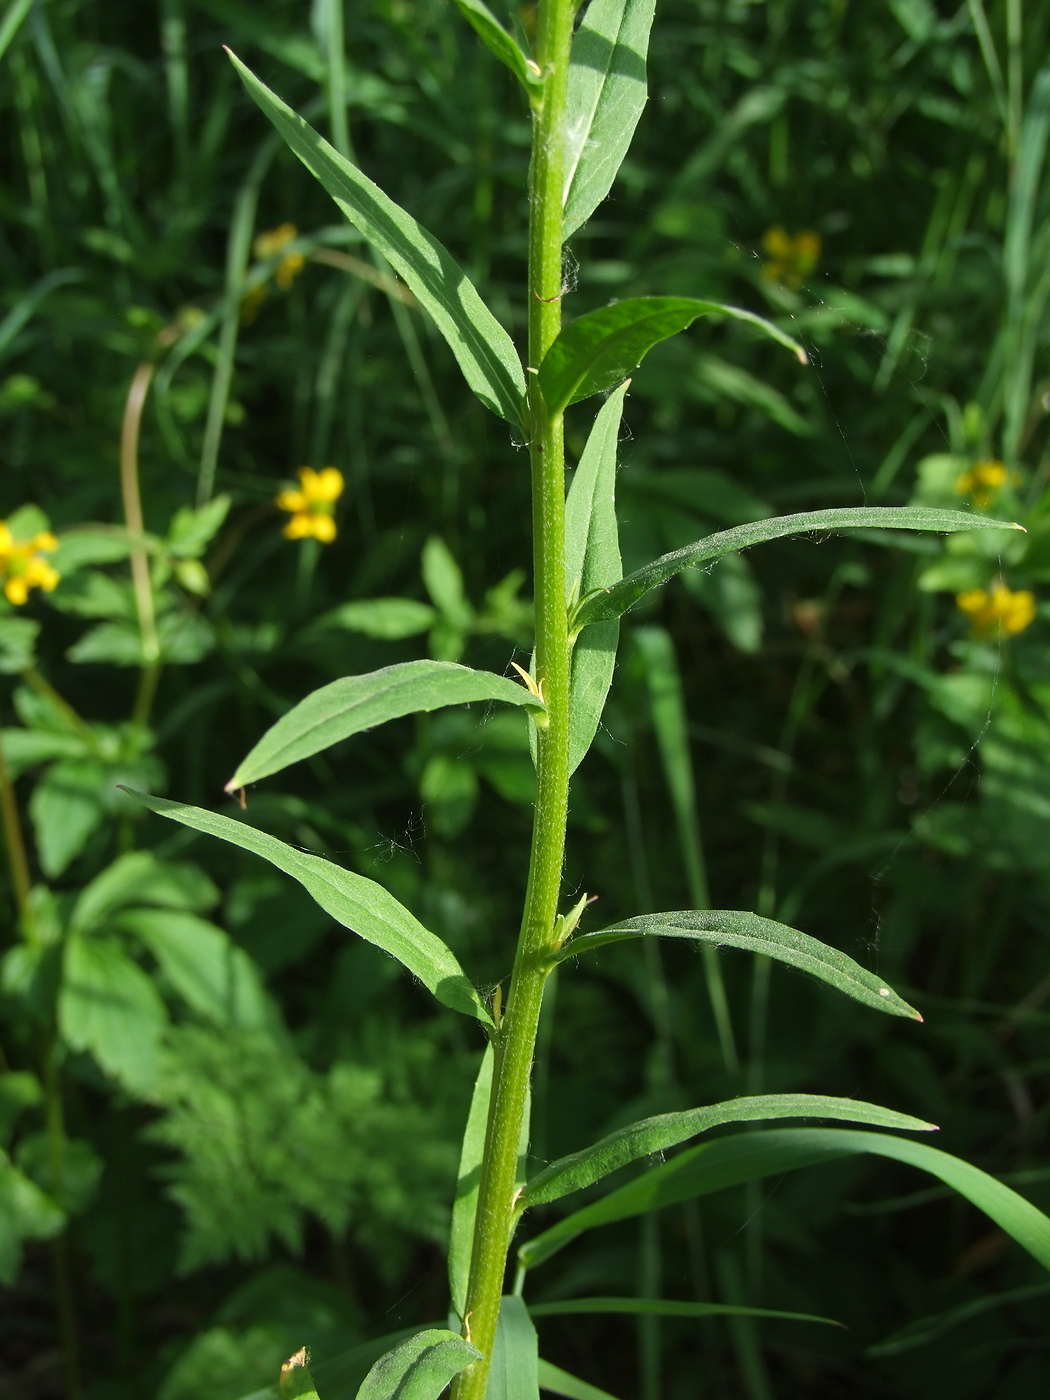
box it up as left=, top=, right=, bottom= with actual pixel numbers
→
left=453, top=0, right=543, bottom=95
left=488, top=1297, right=538, bottom=1400
left=866, top=1281, right=1050, bottom=1358
left=538, top=297, right=805, bottom=413
left=354, top=1329, right=480, bottom=1400
left=535, top=1361, right=621, bottom=1400
left=565, top=384, right=627, bottom=773
left=126, top=793, right=492, bottom=1026
left=564, top=0, right=657, bottom=238
left=227, top=660, right=543, bottom=790
left=574, top=506, right=1024, bottom=627
left=552, top=909, right=920, bottom=1019
left=520, top=1093, right=934, bottom=1210
left=449, top=1046, right=493, bottom=1321
left=228, top=53, right=526, bottom=425
left=518, top=1127, right=1050, bottom=1271
left=529, top=1298, right=839, bottom=1327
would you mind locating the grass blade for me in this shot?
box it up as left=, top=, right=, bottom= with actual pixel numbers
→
left=865, top=1281, right=1050, bottom=1357
left=529, top=1298, right=839, bottom=1326
left=536, top=1361, right=621, bottom=1400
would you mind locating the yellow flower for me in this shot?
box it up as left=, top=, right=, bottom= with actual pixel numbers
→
left=956, top=583, right=1036, bottom=638
left=276, top=466, right=344, bottom=543
left=955, top=459, right=1011, bottom=507
left=761, top=226, right=821, bottom=288
left=0, top=521, right=60, bottom=605
left=254, top=223, right=304, bottom=291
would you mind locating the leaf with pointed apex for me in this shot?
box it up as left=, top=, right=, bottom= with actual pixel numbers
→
left=575, top=507, right=1024, bottom=626
left=354, top=1329, right=480, bottom=1400
left=536, top=1361, right=621, bottom=1400
left=126, top=793, right=492, bottom=1026
left=452, top=0, right=543, bottom=94
left=529, top=1298, right=839, bottom=1326
left=565, top=384, right=627, bottom=773
left=539, top=298, right=805, bottom=414
left=520, top=1094, right=934, bottom=1210
left=552, top=909, right=920, bottom=1020
left=518, top=1127, right=1050, bottom=1271
left=228, top=52, right=526, bottom=425
left=227, top=661, right=544, bottom=789
left=563, top=0, right=657, bottom=238
left=488, top=1297, right=538, bottom=1400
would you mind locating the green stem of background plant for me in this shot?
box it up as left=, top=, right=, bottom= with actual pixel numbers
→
left=453, top=3, right=574, bottom=1395
left=120, top=360, right=162, bottom=725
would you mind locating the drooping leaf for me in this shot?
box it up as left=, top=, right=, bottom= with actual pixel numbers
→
left=518, top=1127, right=1050, bottom=1271
left=228, top=53, right=526, bottom=425
left=488, top=1297, right=539, bottom=1400
left=563, top=0, right=657, bottom=238
left=553, top=909, right=920, bottom=1020
left=574, top=507, right=1024, bottom=627
left=127, top=793, right=493, bottom=1026
left=452, top=0, right=543, bottom=94
left=539, top=298, right=805, bottom=414
left=535, top=1361, right=621, bottom=1400
left=353, top=1329, right=480, bottom=1400
left=565, top=384, right=627, bottom=773
left=449, top=1046, right=493, bottom=1321
left=520, top=1094, right=934, bottom=1210
left=529, top=1298, right=838, bottom=1326
left=865, top=1281, right=1050, bottom=1358
left=59, top=934, right=168, bottom=1095
left=227, top=660, right=542, bottom=790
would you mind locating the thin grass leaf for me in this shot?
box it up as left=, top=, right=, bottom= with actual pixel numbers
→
left=865, top=1281, right=1050, bottom=1357
left=518, top=1127, right=1050, bottom=1270
left=449, top=1047, right=493, bottom=1321
left=126, top=792, right=493, bottom=1026
left=227, top=660, right=543, bottom=789
left=563, top=0, right=656, bottom=238
left=354, top=1329, right=480, bottom=1400
left=552, top=909, right=920, bottom=1019
left=574, top=507, right=1023, bottom=627
left=529, top=1298, right=839, bottom=1326
left=520, top=1094, right=934, bottom=1209
left=538, top=298, right=805, bottom=413
left=535, top=1362, right=620, bottom=1400
left=0, top=0, right=34, bottom=66
left=565, top=384, right=627, bottom=773
left=0, top=268, right=82, bottom=363
left=452, top=0, right=543, bottom=94
left=488, top=1297, right=539, bottom=1400
left=228, top=52, right=526, bottom=424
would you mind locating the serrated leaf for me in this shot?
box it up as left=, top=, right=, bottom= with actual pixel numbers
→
left=228, top=53, right=526, bottom=425
left=538, top=298, right=804, bottom=413
left=127, top=793, right=493, bottom=1026
left=563, top=0, right=657, bottom=238
left=228, top=660, right=542, bottom=789
left=520, top=1093, right=934, bottom=1209
left=529, top=1297, right=838, bottom=1326
left=59, top=934, right=168, bottom=1094
left=354, top=1329, right=480, bottom=1400
left=452, top=0, right=543, bottom=94
left=28, top=761, right=105, bottom=878
left=518, top=1127, right=1050, bottom=1272
left=575, top=507, right=1024, bottom=627
left=565, top=384, right=626, bottom=773
left=488, top=1297, right=538, bottom=1400
left=553, top=909, right=920, bottom=1019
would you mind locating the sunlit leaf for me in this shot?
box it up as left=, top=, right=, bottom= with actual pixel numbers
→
left=449, top=1047, right=493, bottom=1321
left=452, top=0, right=543, bottom=94
left=488, top=1297, right=538, bottom=1400
left=353, top=1329, right=480, bottom=1400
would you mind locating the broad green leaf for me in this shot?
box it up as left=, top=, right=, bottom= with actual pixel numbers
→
left=228, top=54, right=527, bottom=425
left=227, top=660, right=542, bottom=790
left=308, top=1328, right=433, bottom=1400
left=866, top=1281, right=1050, bottom=1358
left=117, top=909, right=272, bottom=1030
left=538, top=298, right=805, bottom=414
left=535, top=1361, right=620, bottom=1400
left=128, top=793, right=493, bottom=1026
left=520, top=1094, right=934, bottom=1210
left=529, top=1298, right=838, bottom=1326
left=574, top=507, right=1024, bottom=627
left=565, top=384, right=627, bottom=773
left=452, top=0, right=543, bottom=94
left=0, top=1072, right=42, bottom=1147
left=563, top=0, right=657, bottom=238
left=313, top=598, right=436, bottom=640
left=450, top=1046, right=493, bottom=1320
left=0, top=617, right=39, bottom=674
left=71, top=851, right=219, bottom=936
left=28, top=760, right=105, bottom=878
left=487, top=1297, right=538, bottom=1400
left=59, top=934, right=168, bottom=1095
left=553, top=909, right=920, bottom=1020
left=0, top=726, right=85, bottom=777
left=354, top=1329, right=480, bottom=1400
left=518, top=1127, right=1050, bottom=1271
left=0, top=1151, right=65, bottom=1286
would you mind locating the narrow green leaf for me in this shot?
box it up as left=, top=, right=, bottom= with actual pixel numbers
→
left=575, top=507, right=1024, bottom=627
left=450, top=1046, right=494, bottom=1321
left=452, top=0, right=543, bottom=94
left=227, top=660, right=542, bottom=790
left=354, top=1329, right=480, bottom=1400
left=865, top=1281, right=1050, bottom=1357
left=529, top=1298, right=838, bottom=1326
left=127, top=793, right=493, bottom=1026
left=228, top=53, right=526, bottom=424
left=59, top=934, right=168, bottom=1095
left=563, top=0, right=657, bottom=238
left=487, top=1297, right=539, bottom=1400
left=553, top=909, right=921, bottom=1020
left=520, top=1093, right=934, bottom=1210
left=518, top=1127, right=1050, bottom=1271
left=535, top=1361, right=620, bottom=1400
left=0, top=0, right=35, bottom=65
left=565, top=384, right=627, bottom=773
left=539, top=298, right=805, bottom=413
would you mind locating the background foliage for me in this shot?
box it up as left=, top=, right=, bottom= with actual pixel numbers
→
left=2, top=1, right=1050, bottom=1397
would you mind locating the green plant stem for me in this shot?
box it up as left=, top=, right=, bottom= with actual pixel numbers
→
left=44, top=1037, right=82, bottom=1400
left=0, top=725, right=36, bottom=943
left=453, top=4, right=574, bottom=1396
left=120, top=359, right=162, bottom=724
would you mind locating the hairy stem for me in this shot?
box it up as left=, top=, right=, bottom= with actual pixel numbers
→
left=453, top=3, right=575, bottom=1394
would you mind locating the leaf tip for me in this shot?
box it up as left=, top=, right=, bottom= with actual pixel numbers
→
left=796, top=347, right=809, bottom=365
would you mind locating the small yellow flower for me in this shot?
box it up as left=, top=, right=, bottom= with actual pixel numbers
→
left=761, top=226, right=821, bottom=288
left=0, top=521, right=60, bottom=605
left=242, top=224, right=306, bottom=321
left=955, top=459, right=1011, bottom=508
left=276, top=466, right=344, bottom=543
left=956, top=583, right=1036, bottom=638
